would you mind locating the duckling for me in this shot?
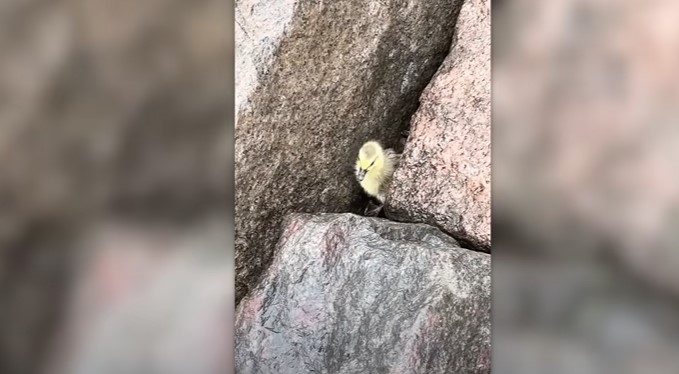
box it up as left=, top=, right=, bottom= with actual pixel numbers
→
left=355, top=140, right=399, bottom=204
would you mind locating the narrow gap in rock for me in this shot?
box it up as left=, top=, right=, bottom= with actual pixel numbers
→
left=352, top=71, right=441, bottom=213
left=350, top=1, right=466, bottom=225
left=453, top=236, right=489, bottom=254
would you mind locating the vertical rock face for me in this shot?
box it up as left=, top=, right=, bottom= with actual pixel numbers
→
left=236, top=213, right=491, bottom=374
left=235, top=0, right=465, bottom=303
left=385, top=0, right=491, bottom=251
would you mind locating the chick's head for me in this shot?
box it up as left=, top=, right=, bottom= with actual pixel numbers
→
left=355, top=141, right=385, bottom=182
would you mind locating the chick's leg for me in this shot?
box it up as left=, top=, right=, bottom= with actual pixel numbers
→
left=364, top=199, right=383, bottom=217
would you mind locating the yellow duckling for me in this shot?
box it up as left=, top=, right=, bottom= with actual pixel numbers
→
left=355, top=140, right=399, bottom=203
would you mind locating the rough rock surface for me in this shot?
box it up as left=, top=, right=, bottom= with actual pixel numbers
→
left=385, top=0, right=491, bottom=251
left=236, top=213, right=491, bottom=374
left=235, top=0, right=465, bottom=303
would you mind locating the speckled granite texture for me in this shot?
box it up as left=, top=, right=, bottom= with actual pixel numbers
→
left=236, top=213, right=491, bottom=374
left=385, top=0, right=491, bottom=251
left=235, top=0, right=465, bottom=303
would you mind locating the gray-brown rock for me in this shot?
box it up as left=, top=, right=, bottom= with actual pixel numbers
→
left=235, top=0, right=466, bottom=303
left=236, top=213, right=491, bottom=374
left=385, top=0, right=491, bottom=251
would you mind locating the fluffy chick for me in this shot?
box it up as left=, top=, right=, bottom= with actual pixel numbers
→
left=355, top=140, right=399, bottom=203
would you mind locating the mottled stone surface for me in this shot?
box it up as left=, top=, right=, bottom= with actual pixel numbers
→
left=235, top=0, right=465, bottom=303
left=385, top=0, right=491, bottom=251
left=236, top=213, right=491, bottom=374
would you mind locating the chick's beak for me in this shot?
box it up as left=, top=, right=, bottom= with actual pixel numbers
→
left=357, top=169, right=366, bottom=182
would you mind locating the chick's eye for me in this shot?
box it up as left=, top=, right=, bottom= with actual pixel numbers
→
left=369, top=160, right=376, bottom=167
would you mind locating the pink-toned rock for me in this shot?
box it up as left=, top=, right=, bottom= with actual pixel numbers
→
left=236, top=213, right=490, bottom=374
left=235, top=0, right=467, bottom=304
left=385, top=0, right=491, bottom=251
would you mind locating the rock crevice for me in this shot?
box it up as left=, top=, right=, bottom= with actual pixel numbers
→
left=235, top=0, right=466, bottom=303
left=385, top=0, right=492, bottom=252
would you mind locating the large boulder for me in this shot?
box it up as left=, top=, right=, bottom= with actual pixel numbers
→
left=235, top=0, right=466, bottom=303
left=236, top=213, right=491, bottom=374
left=385, top=0, right=491, bottom=251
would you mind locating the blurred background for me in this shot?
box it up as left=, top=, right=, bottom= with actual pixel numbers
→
left=2, top=0, right=679, bottom=373
left=0, top=0, right=234, bottom=373
left=494, top=0, right=679, bottom=373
